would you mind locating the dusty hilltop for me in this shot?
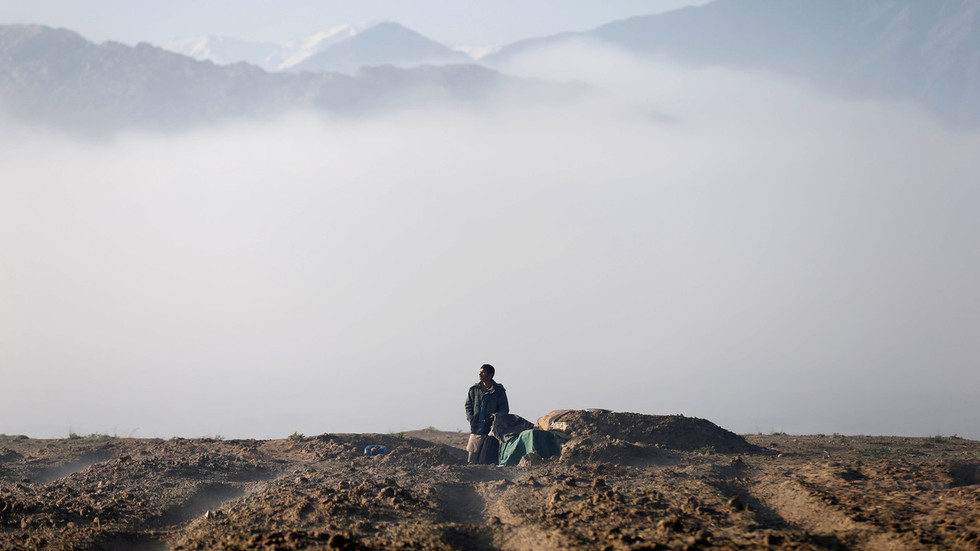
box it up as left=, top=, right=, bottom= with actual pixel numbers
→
left=1, top=410, right=979, bottom=550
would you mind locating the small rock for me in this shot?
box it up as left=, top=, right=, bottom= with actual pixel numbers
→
left=763, top=533, right=782, bottom=545
left=657, top=517, right=680, bottom=532
left=520, top=476, right=541, bottom=487
left=518, top=451, right=544, bottom=466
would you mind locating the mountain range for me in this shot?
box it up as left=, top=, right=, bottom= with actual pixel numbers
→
left=485, top=0, right=980, bottom=127
left=161, top=22, right=471, bottom=74
left=3, top=0, right=979, bottom=132
left=0, top=24, right=525, bottom=134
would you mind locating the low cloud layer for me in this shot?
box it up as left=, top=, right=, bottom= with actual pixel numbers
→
left=2, top=45, right=978, bottom=439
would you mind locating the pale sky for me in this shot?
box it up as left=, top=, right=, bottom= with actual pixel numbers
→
left=0, top=0, right=710, bottom=46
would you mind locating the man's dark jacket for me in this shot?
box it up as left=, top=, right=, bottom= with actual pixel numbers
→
left=465, top=382, right=509, bottom=435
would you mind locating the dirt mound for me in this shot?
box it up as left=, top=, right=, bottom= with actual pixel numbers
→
left=539, top=410, right=759, bottom=453
left=311, top=434, right=466, bottom=467
left=379, top=444, right=466, bottom=468
left=559, top=438, right=671, bottom=466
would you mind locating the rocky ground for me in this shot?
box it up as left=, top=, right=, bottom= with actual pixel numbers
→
left=1, top=411, right=979, bottom=550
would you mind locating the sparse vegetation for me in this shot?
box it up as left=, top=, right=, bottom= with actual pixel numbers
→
left=68, top=432, right=114, bottom=441
left=288, top=432, right=305, bottom=441
left=695, top=445, right=716, bottom=455
left=858, top=446, right=895, bottom=458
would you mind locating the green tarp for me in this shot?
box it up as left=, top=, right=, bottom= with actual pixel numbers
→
left=498, top=429, right=562, bottom=466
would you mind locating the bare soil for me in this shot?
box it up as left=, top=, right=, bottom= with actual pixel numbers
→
left=1, top=411, right=979, bottom=550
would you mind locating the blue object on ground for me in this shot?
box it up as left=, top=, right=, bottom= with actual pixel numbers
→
left=364, top=445, right=388, bottom=456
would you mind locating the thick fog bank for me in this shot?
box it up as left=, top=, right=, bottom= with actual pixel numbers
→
left=1, top=48, right=977, bottom=439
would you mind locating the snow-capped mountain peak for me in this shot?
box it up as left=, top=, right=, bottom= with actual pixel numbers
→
left=288, top=21, right=472, bottom=74
left=159, top=34, right=281, bottom=69
left=161, top=35, right=211, bottom=59
left=158, top=22, right=376, bottom=72
left=277, top=23, right=370, bottom=70
left=452, top=44, right=501, bottom=60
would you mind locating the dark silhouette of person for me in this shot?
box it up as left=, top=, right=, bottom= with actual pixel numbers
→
left=464, top=364, right=509, bottom=464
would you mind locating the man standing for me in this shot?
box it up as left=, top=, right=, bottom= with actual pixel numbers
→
left=465, top=364, right=509, bottom=464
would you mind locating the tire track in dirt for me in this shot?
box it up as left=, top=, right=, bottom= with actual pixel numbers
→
left=475, top=478, right=573, bottom=551
left=748, top=473, right=909, bottom=549
left=30, top=456, right=114, bottom=484
left=164, top=472, right=294, bottom=549
left=429, top=481, right=498, bottom=550
left=157, top=482, right=249, bottom=526
left=67, top=447, right=281, bottom=550
left=751, top=476, right=859, bottom=532
left=2, top=447, right=118, bottom=485
left=430, top=476, right=573, bottom=550
left=434, top=482, right=486, bottom=524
